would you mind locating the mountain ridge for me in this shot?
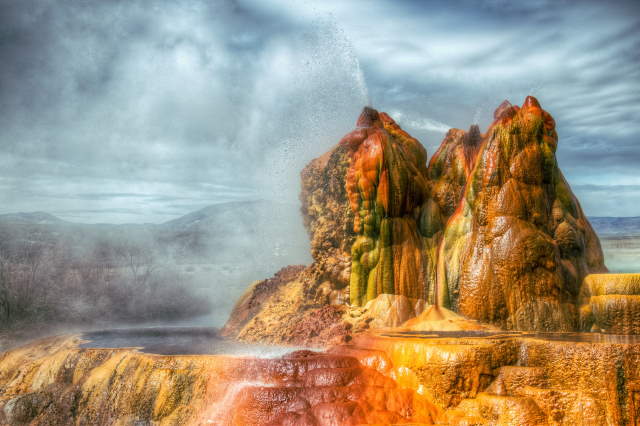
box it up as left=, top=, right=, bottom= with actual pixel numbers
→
left=2, top=202, right=639, bottom=238
left=589, top=216, right=640, bottom=236
left=0, top=200, right=310, bottom=265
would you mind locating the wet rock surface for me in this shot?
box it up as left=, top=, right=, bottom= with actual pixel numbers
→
left=0, top=335, right=438, bottom=425
left=2, top=331, right=640, bottom=425
left=580, top=274, right=640, bottom=334
left=354, top=330, right=640, bottom=425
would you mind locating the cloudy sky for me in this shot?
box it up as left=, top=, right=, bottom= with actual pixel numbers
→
left=0, top=0, right=638, bottom=223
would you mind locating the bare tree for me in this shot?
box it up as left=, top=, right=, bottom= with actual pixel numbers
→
left=116, top=241, right=156, bottom=290
left=0, top=247, right=12, bottom=322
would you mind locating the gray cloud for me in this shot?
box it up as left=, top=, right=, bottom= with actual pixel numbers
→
left=259, top=0, right=640, bottom=213
left=0, top=0, right=368, bottom=222
left=0, top=0, right=638, bottom=221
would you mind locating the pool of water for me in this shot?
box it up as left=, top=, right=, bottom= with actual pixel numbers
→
left=79, top=327, right=640, bottom=357
left=80, top=327, right=300, bottom=357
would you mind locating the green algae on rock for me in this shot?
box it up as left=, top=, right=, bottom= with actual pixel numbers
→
left=342, top=108, right=439, bottom=306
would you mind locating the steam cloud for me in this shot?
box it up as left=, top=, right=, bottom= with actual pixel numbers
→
left=0, top=0, right=368, bottom=224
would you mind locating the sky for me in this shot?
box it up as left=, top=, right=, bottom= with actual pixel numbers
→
left=0, top=0, right=639, bottom=223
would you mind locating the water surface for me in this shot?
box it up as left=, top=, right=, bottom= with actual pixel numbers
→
left=81, top=327, right=298, bottom=357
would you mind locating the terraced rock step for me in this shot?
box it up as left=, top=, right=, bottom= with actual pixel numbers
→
left=355, top=331, right=640, bottom=425
left=580, top=274, right=640, bottom=333
left=0, top=337, right=438, bottom=425
left=484, top=366, right=547, bottom=395
left=3, top=330, right=640, bottom=424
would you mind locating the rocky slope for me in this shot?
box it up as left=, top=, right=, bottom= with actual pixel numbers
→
left=0, top=200, right=307, bottom=265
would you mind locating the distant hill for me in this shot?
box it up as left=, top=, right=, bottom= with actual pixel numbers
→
left=0, top=201, right=314, bottom=329
left=0, top=211, right=68, bottom=225
left=156, top=200, right=310, bottom=264
left=589, top=217, right=640, bottom=238
left=0, top=200, right=311, bottom=266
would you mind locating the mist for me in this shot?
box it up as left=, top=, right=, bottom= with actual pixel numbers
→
left=0, top=0, right=372, bottom=345
left=1, top=0, right=639, bottom=348
left=0, top=0, right=368, bottom=224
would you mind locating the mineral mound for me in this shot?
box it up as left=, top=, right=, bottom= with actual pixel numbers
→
left=438, top=96, right=607, bottom=330
left=223, top=96, right=608, bottom=342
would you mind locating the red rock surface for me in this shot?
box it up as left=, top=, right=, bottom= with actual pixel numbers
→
left=228, top=349, right=438, bottom=425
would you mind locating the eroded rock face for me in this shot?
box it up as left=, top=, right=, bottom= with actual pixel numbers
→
left=428, top=124, right=481, bottom=221
left=220, top=266, right=353, bottom=347
left=300, top=142, right=355, bottom=291
left=221, top=265, right=306, bottom=338
left=439, top=97, right=607, bottom=330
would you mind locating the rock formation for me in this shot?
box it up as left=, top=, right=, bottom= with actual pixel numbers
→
left=428, top=123, right=481, bottom=221
left=438, top=96, right=607, bottom=330
left=341, top=107, right=437, bottom=306
left=224, top=96, right=608, bottom=339
left=222, top=108, right=439, bottom=344
left=2, top=97, right=639, bottom=426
